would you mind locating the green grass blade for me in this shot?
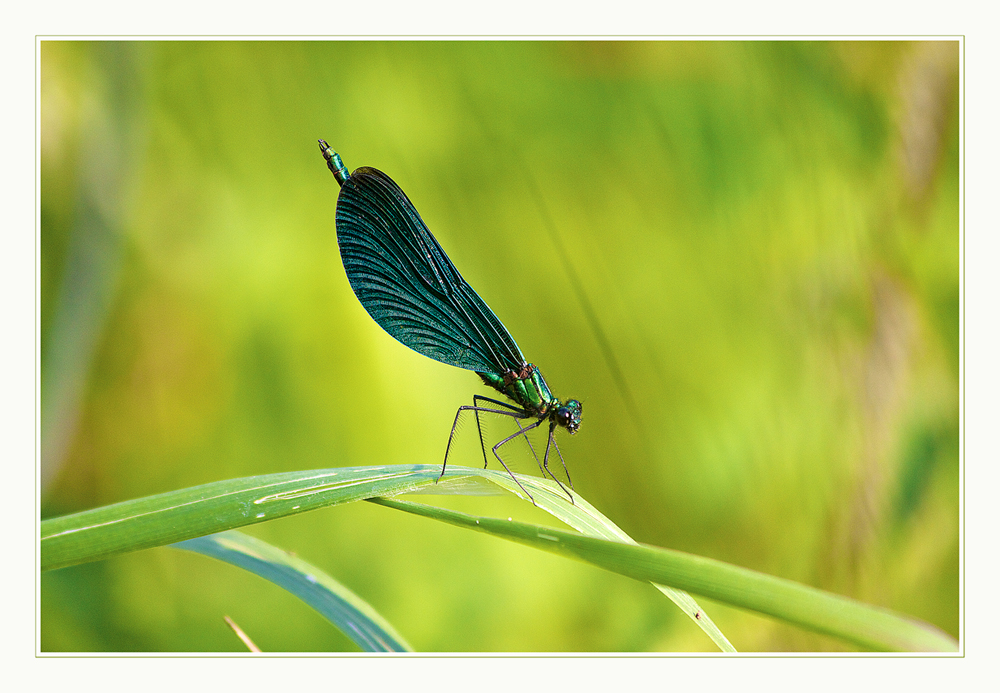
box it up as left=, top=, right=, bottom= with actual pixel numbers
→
left=175, top=530, right=412, bottom=652
left=41, top=465, right=450, bottom=571
left=369, top=496, right=959, bottom=653
left=466, top=469, right=735, bottom=652
left=41, top=463, right=729, bottom=648
left=41, top=463, right=731, bottom=650
left=41, top=463, right=956, bottom=652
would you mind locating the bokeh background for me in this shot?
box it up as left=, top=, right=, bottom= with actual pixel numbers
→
left=40, top=40, right=959, bottom=652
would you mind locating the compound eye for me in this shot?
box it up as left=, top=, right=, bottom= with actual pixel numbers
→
left=556, top=407, right=572, bottom=427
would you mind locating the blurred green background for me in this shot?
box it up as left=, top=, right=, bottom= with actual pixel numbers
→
left=40, top=40, right=959, bottom=652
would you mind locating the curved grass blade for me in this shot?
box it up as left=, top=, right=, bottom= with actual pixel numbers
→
left=40, top=462, right=730, bottom=651
left=41, top=463, right=956, bottom=651
left=368, top=495, right=958, bottom=653
left=41, top=464, right=463, bottom=571
left=466, top=469, right=734, bottom=652
left=176, top=530, right=412, bottom=652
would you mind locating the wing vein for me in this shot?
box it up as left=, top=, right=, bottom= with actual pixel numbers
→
left=336, top=167, right=526, bottom=373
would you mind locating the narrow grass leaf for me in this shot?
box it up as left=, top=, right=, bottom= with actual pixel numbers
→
left=176, top=530, right=412, bottom=652
left=41, top=465, right=451, bottom=570
left=467, top=469, right=735, bottom=652
left=369, top=496, right=958, bottom=653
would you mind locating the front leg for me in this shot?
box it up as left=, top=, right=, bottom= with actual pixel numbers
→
left=489, top=416, right=546, bottom=505
left=541, top=420, right=574, bottom=504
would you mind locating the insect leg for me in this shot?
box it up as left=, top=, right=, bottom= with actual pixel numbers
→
left=439, top=404, right=531, bottom=482
left=472, top=398, right=490, bottom=468
left=472, top=395, right=541, bottom=471
left=547, top=423, right=574, bottom=490
left=490, top=417, right=546, bottom=505
left=542, top=420, right=574, bottom=504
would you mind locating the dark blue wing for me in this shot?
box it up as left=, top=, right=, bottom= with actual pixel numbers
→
left=335, top=166, right=526, bottom=374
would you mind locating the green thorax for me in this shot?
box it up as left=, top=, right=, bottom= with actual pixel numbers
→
left=478, top=364, right=556, bottom=416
